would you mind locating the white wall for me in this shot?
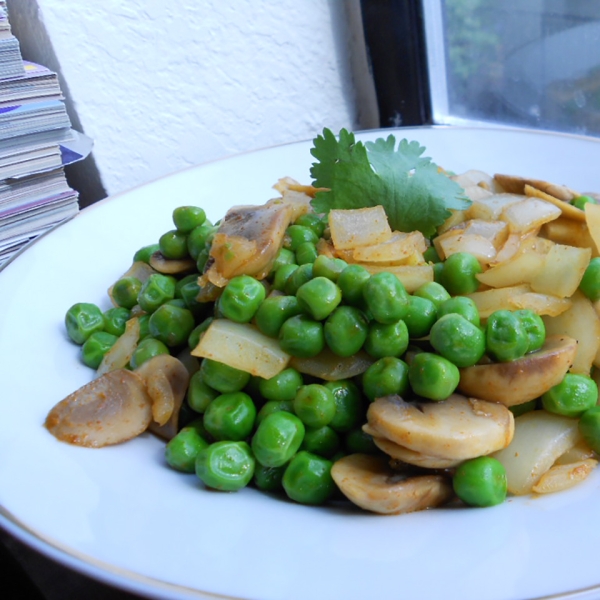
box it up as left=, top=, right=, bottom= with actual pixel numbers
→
left=8, top=0, right=377, bottom=202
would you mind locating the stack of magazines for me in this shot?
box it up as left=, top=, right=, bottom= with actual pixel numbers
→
left=0, top=2, right=91, bottom=268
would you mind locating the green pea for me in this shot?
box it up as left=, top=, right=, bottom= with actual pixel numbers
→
left=294, top=212, right=326, bottom=238
left=137, top=274, right=176, bottom=313
left=429, top=313, right=486, bottom=368
left=572, top=195, right=597, bottom=210
left=251, top=411, right=305, bottom=467
left=174, top=274, right=197, bottom=299
left=203, top=392, right=256, bottom=441
left=437, top=296, right=480, bottom=327
left=186, top=370, right=219, bottom=413
left=196, top=248, right=210, bottom=272
left=295, top=241, right=318, bottom=265
left=311, top=255, right=348, bottom=283
left=200, top=358, right=250, bottom=393
left=296, top=277, right=341, bottom=321
left=579, top=257, right=600, bottom=302
left=362, top=357, right=409, bottom=401
left=439, top=252, right=482, bottom=295
left=337, top=264, right=371, bottom=307
left=65, top=302, right=105, bottom=345
left=300, top=426, right=341, bottom=458
left=282, top=451, right=335, bottom=505
left=148, top=303, right=195, bottom=347
left=187, top=223, right=216, bottom=260
left=195, top=440, right=255, bottom=491
left=254, top=295, right=302, bottom=338
left=413, top=281, right=451, bottom=309
left=173, top=206, right=206, bottom=233
left=166, top=298, right=187, bottom=309
left=279, top=314, right=324, bottom=358
left=579, top=406, right=600, bottom=453
left=81, top=331, right=118, bottom=369
left=284, top=224, right=319, bottom=251
left=408, top=352, right=460, bottom=401
left=269, top=248, right=297, bottom=278
left=509, top=399, right=537, bottom=417
left=324, top=379, right=365, bottom=433
left=486, top=310, right=529, bottom=362
left=293, top=384, right=337, bottom=428
left=253, top=464, right=286, bottom=492
left=130, top=337, right=170, bottom=369
left=344, top=428, right=379, bottom=454
left=284, top=263, right=314, bottom=296
left=188, top=317, right=213, bottom=350
left=112, top=276, right=143, bottom=309
left=403, top=295, right=437, bottom=338
left=133, top=243, right=160, bottom=264
left=258, top=368, right=304, bottom=402
left=363, top=272, right=410, bottom=324
left=219, top=275, right=266, bottom=323
left=138, top=314, right=151, bottom=340
left=514, top=309, right=545, bottom=353
left=423, top=245, right=442, bottom=263
left=324, top=306, right=368, bottom=357
left=364, top=319, right=409, bottom=359
left=453, top=456, right=507, bottom=507
left=179, top=280, right=209, bottom=319
left=159, top=229, right=189, bottom=260
left=541, top=373, right=598, bottom=418
left=165, top=419, right=210, bottom=472
left=433, top=261, right=444, bottom=283
left=256, top=400, right=295, bottom=425
left=102, top=307, right=131, bottom=337
left=272, top=263, right=299, bottom=292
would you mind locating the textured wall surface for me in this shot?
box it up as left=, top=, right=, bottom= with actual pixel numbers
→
left=8, top=0, right=372, bottom=199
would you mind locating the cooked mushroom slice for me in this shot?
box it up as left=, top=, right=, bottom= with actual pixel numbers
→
left=149, top=251, right=196, bottom=275
left=494, top=173, right=578, bottom=202
left=331, top=454, right=453, bottom=515
left=458, top=335, right=577, bottom=406
left=203, top=202, right=295, bottom=287
left=370, top=435, right=463, bottom=469
left=366, top=394, right=514, bottom=461
left=134, top=355, right=190, bottom=437
left=45, top=370, right=152, bottom=447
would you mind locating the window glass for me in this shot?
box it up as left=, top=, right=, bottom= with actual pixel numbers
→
left=435, top=0, right=600, bottom=136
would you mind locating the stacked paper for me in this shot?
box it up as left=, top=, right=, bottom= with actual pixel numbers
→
left=0, top=0, right=24, bottom=80
left=0, top=3, right=91, bottom=268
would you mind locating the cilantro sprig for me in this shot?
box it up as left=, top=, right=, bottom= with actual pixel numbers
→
left=310, top=128, right=471, bottom=238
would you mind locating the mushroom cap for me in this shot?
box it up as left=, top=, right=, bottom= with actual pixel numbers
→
left=45, top=369, right=152, bottom=448
left=331, top=454, right=453, bottom=515
left=366, top=394, right=514, bottom=461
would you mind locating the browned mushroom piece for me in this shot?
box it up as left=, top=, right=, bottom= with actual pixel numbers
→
left=134, top=354, right=190, bottom=439
left=149, top=251, right=197, bottom=275
left=367, top=433, right=463, bottom=469
left=202, top=202, right=295, bottom=287
left=494, top=173, right=578, bottom=202
left=45, top=370, right=152, bottom=448
left=331, top=454, right=454, bottom=515
left=366, top=394, right=514, bottom=461
left=458, top=335, right=577, bottom=406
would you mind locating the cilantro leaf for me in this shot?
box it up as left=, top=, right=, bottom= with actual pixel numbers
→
left=310, top=128, right=471, bottom=238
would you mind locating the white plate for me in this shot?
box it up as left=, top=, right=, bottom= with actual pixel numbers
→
left=2, top=126, right=600, bottom=600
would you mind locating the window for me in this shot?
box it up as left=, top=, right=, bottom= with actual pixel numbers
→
left=362, top=0, right=600, bottom=137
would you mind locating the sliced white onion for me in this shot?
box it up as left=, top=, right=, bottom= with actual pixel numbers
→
left=492, top=410, right=580, bottom=495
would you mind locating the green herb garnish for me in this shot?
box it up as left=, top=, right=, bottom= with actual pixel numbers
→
left=310, top=128, right=471, bottom=238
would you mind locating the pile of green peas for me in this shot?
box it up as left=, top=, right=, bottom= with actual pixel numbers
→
left=63, top=203, right=600, bottom=510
